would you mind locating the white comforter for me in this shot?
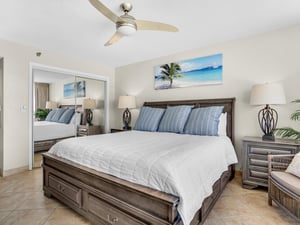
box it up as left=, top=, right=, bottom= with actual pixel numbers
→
left=34, top=121, right=76, bottom=141
left=49, top=130, right=238, bottom=225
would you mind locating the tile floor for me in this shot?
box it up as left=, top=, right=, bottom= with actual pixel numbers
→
left=0, top=169, right=298, bottom=225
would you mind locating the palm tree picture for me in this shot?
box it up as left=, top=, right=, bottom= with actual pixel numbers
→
left=154, top=54, right=223, bottom=90
left=274, top=99, right=300, bottom=141
left=159, top=63, right=183, bottom=88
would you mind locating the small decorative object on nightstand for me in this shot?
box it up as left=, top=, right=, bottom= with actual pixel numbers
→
left=77, top=125, right=101, bottom=136
left=118, top=95, right=136, bottom=130
left=250, top=83, right=286, bottom=141
left=242, top=136, right=300, bottom=189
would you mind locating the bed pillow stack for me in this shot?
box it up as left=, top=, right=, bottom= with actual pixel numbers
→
left=134, top=105, right=225, bottom=136
left=45, top=108, right=75, bottom=124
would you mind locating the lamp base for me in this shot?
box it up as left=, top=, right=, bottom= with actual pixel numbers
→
left=86, top=109, right=93, bottom=126
left=262, top=134, right=275, bottom=141
left=122, top=108, right=132, bottom=130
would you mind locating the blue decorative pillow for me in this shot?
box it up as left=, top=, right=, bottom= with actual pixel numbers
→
left=184, top=106, right=224, bottom=136
left=50, top=108, right=67, bottom=122
left=45, top=110, right=56, bottom=121
left=58, top=109, right=75, bottom=124
left=134, top=107, right=165, bottom=132
left=158, top=105, right=193, bottom=133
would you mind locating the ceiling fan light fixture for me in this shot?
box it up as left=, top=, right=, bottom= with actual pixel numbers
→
left=117, top=23, right=137, bottom=36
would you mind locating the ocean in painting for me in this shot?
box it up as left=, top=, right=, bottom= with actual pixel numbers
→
left=154, top=54, right=223, bottom=89
left=64, top=81, right=86, bottom=98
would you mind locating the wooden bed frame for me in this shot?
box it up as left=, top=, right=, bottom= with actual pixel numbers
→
left=42, top=98, right=236, bottom=225
left=34, top=105, right=85, bottom=152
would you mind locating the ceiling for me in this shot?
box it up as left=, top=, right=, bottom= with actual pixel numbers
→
left=0, top=0, right=300, bottom=68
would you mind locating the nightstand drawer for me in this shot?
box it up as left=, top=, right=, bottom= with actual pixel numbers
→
left=77, top=125, right=102, bottom=136
left=242, top=136, right=300, bottom=189
left=249, top=158, right=268, bottom=167
left=249, top=147, right=293, bottom=155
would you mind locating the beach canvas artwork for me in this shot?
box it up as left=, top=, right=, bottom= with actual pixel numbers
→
left=64, top=81, right=86, bottom=98
left=154, top=54, right=223, bottom=90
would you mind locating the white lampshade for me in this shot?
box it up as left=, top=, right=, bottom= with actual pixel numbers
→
left=83, top=98, right=96, bottom=109
left=118, top=95, right=136, bottom=109
left=45, top=101, right=57, bottom=109
left=250, top=83, right=286, bottom=105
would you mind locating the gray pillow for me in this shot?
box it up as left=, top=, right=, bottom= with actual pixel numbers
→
left=158, top=105, right=193, bottom=133
left=134, top=107, right=165, bottom=132
left=45, top=110, right=56, bottom=121
left=58, top=109, right=75, bottom=124
left=50, top=108, right=67, bottom=122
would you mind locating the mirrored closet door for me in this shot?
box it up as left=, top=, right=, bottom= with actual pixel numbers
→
left=32, top=69, right=106, bottom=168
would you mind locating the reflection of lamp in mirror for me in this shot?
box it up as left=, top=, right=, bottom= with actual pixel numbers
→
left=250, top=83, right=286, bottom=141
left=118, top=95, right=136, bottom=130
left=45, top=101, right=57, bottom=110
left=83, top=98, right=96, bottom=126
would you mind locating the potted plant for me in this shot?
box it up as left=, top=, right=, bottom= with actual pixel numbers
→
left=35, top=108, right=49, bottom=120
left=274, top=99, right=300, bottom=141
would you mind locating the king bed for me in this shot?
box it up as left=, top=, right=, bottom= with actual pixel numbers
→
left=42, top=98, right=237, bottom=225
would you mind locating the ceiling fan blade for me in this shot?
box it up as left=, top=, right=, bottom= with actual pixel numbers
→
left=89, top=0, right=120, bottom=23
left=135, top=20, right=179, bottom=32
left=104, top=32, right=123, bottom=46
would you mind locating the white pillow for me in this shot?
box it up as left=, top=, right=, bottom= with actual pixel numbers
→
left=218, top=112, right=227, bottom=136
left=286, top=153, right=300, bottom=178
left=70, top=112, right=81, bottom=125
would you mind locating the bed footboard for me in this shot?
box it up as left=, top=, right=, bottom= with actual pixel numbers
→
left=43, top=153, right=233, bottom=225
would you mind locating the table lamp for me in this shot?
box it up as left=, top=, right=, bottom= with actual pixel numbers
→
left=250, top=83, right=286, bottom=141
left=83, top=98, right=96, bottom=126
left=118, top=95, right=136, bottom=130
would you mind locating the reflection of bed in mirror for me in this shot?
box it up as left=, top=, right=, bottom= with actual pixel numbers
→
left=34, top=105, right=83, bottom=152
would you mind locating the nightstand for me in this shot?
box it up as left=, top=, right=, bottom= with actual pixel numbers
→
left=110, top=128, right=130, bottom=133
left=77, top=125, right=101, bottom=136
left=242, top=136, right=300, bottom=189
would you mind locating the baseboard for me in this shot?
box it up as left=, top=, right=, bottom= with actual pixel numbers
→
left=3, top=165, right=28, bottom=177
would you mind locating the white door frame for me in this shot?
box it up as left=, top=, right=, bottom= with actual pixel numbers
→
left=28, top=63, right=110, bottom=170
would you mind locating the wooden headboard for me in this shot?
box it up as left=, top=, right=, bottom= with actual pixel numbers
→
left=143, top=98, right=235, bottom=144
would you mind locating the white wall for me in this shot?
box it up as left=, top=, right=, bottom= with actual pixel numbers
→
left=0, top=58, right=3, bottom=175
left=115, top=25, right=300, bottom=170
left=49, top=77, right=105, bottom=125
left=0, top=38, right=115, bottom=174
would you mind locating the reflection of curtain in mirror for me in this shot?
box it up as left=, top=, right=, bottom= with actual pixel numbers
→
left=35, top=83, right=49, bottom=110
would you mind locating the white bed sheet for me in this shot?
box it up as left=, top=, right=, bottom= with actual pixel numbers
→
left=49, top=130, right=238, bottom=225
left=34, top=121, right=76, bottom=141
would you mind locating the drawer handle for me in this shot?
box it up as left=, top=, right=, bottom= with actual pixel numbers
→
left=107, top=215, right=118, bottom=224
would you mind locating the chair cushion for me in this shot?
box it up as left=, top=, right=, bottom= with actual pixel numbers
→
left=286, top=152, right=300, bottom=178
left=271, top=171, right=300, bottom=196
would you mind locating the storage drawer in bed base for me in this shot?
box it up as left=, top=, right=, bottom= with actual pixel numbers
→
left=43, top=153, right=234, bottom=225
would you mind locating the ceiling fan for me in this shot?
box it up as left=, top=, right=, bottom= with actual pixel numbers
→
left=89, top=0, right=179, bottom=46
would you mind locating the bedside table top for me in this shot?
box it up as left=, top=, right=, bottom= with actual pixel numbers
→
left=243, top=136, right=300, bottom=146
